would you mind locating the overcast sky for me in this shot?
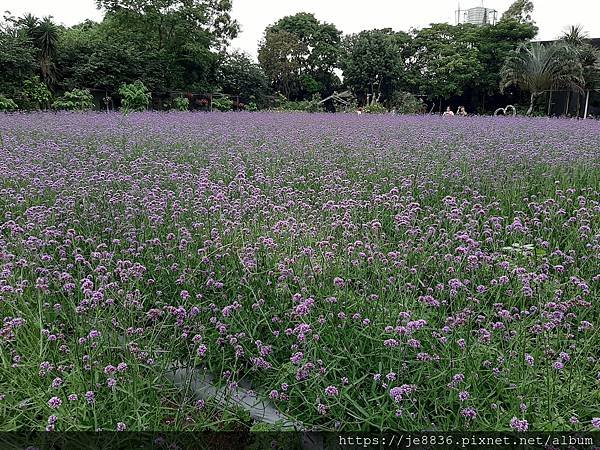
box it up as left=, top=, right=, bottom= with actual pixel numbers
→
left=3, top=0, right=600, bottom=59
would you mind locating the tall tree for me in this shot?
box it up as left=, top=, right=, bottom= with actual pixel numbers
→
left=466, top=18, right=537, bottom=111
left=408, top=24, right=483, bottom=107
left=95, top=0, right=238, bottom=92
left=32, top=17, right=60, bottom=86
left=500, top=43, right=584, bottom=115
left=560, top=25, right=600, bottom=113
left=57, top=23, right=170, bottom=94
left=56, top=18, right=170, bottom=93
left=0, top=22, right=37, bottom=98
left=501, top=0, right=535, bottom=24
left=12, top=14, right=60, bottom=86
left=216, top=51, right=270, bottom=107
left=95, top=0, right=239, bottom=50
left=340, top=29, right=411, bottom=106
left=258, top=13, right=341, bottom=100
left=258, top=30, right=304, bottom=99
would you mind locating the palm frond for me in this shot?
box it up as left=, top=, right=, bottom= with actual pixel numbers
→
left=500, top=42, right=584, bottom=95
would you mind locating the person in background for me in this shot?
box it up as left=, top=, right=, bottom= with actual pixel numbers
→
left=457, top=106, right=467, bottom=116
left=443, top=106, right=455, bottom=117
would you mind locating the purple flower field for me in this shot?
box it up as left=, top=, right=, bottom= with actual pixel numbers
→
left=0, top=112, right=599, bottom=432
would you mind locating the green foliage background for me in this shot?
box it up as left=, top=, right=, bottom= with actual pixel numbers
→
left=0, top=0, right=597, bottom=114
left=118, top=80, right=151, bottom=113
left=52, top=88, right=95, bottom=111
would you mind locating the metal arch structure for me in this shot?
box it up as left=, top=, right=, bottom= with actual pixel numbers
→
left=494, top=105, right=517, bottom=117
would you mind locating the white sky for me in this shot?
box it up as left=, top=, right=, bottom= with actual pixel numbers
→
left=3, top=0, right=600, bottom=59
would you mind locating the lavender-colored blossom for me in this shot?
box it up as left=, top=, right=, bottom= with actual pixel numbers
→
left=85, top=391, right=95, bottom=404
left=333, top=277, right=345, bottom=288
left=325, top=386, right=339, bottom=397
left=461, top=407, right=477, bottom=419
left=48, top=397, right=62, bottom=409
left=510, top=417, right=529, bottom=432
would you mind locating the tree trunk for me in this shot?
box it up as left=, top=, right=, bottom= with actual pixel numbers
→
left=158, top=15, right=164, bottom=50
left=584, top=90, right=590, bottom=118
left=565, top=91, right=571, bottom=116
left=527, top=93, right=536, bottom=115
left=547, top=90, right=553, bottom=116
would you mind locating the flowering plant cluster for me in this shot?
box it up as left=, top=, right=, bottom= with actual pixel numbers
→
left=0, top=112, right=598, bottom=431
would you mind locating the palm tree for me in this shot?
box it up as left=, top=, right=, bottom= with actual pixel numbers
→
left=560, top=25, right=600, bottom=115
left=17, top=14, right=60, bottom=86
left=32, top=17, right=60, bottom=85
left=500, top=43, right=584, bottom=115
left=17, top=13, right=39, bottom=37
left=561, top=25, right=589, bottom=47
left=560, top=26, right=600, bottom=84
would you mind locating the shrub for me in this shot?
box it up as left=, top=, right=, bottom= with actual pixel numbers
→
left=173, top=97, right=190, bottom=111
left=390, top=92, right=425, bottom=114
left=246, top=102, right=259, bottom=112
left=363, top=103, right=387, bottom=114
left=273, top=94, right=324, bottom=113
left=52, top=89, right=95, bottom=111
left=271, top=92, right=288, bottom=109
left=118, top=81, right=150, bottom=113
left=212, top=96, right=233, bottom=112
left=19, top=76, right=53, bottom=110
left=0, top=95, right=18, bottom=112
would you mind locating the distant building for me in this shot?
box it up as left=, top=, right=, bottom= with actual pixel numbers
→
left=456, top=3, right=498, bottom=26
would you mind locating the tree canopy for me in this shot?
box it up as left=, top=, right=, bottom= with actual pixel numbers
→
left=1, top=0, right=598, bottom=115
left=216, top=51, right=270, bottom=107
left=0, top=23, right=38, bottom=98
left=258, top=13, right=341, bottom=100
left=409, top=24, right=483, bottom=103
left=95, top=0, right=239, bottom=49
left=501, top=0, right=535, bottom=24
left=341, top=29, right=411, bottom=106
